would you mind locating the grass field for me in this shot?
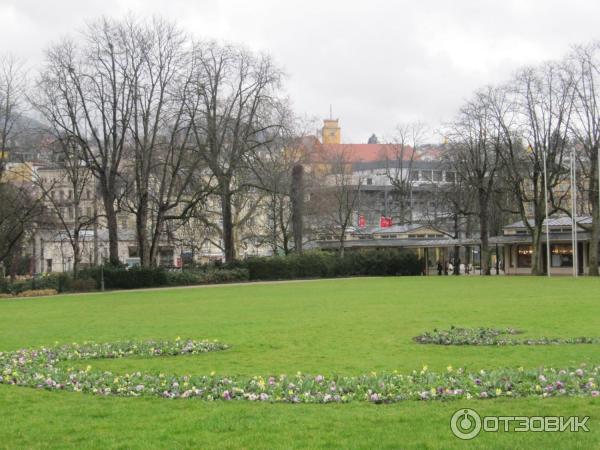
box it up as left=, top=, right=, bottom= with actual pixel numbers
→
left=1, top=276, right=599, bottom=449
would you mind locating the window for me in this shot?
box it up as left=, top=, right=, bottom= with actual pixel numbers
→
left=86, top=207, right=92, bottom=217
left=445, top=172, right=456, bottom=183
left=410, top=171, right=419, bottom=181
left=433, top=170, right=443, bottom=182
left=86, top=190, right=91, bottom=200
left=46, top=259, right=53, bottom=272
left=159, top=248, right=174, bottom=267
left=551, top=244, right=573, bottom=267
left=422, top=171, right=432, bottom=181
left=517, top=245, right=533, bottom=268
left=366, top=178, right=373, bottom=185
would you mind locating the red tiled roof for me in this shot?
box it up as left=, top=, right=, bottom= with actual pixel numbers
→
left=309, top=143, right=419, bottom=163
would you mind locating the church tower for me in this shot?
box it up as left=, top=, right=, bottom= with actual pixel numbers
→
left=322, top=118, right=341, bottom=144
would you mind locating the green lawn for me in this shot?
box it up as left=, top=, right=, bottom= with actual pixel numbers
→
left=1, top=277, right=599, bottom=449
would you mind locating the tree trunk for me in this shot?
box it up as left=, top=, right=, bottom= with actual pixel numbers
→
left=136, top=192, right=151, bottom=267
left=278, top=198, right=290, bottom=255
left=453, top=245, right=460, bottom=275
left=588, top=149, right=599, bottom=276
left=73, top=236, right=81, bottom=279
left=291, top=164, right=304, bottom=254
left=478, top=190, right=490, bottom=275
left=149, top=208, right=166, bottom=268
left=221, top=183, right=235, bottom=263
left=102, top=188, right=120, bottom=266
left=590, top=210, right=599, bottom=276
left=531, top=226, right=544, bottom=275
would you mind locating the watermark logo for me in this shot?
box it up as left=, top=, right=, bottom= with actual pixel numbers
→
left=450, top=409, right=482, bottom=440
left=450, top=408, right=590, bottom=440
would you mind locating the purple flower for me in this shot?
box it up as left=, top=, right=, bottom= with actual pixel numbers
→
left=222, top=390, right=231, bottom=400
left=479, top=391, right=488, bottom=398
left=268, top=376, right=276, bottom=385
left=315, top=375, right=324, bottom=383
left=259, top=393, right=269, bottom=401
left=591, top=391, right=600, bottom=397
left=475, top=378, right=482, bottom=385
left=370, top=393, right=380, bottom=402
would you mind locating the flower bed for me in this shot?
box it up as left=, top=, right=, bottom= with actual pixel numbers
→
left=1, top=338, right=600, bottom=402
left=413, top=326, right=600, bottom=345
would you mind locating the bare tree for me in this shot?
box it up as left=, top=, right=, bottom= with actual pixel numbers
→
left=291, top=163, right=304, bottom=254
left=121, top=18, right=209, bottom=267
left=32, top=137, right=98, bottom=277
left=493, top=64, right=574, bottom=274
left=0, top=55, right=41, bottom=270
left=567, top=42, right=600, bottom=275
left=445, top=88, right=504, bottom=275
left=310, top=146, right=364, bottom=258
left=245, top=110, right=308, bottom=255
left=0, top=181, right=43, bottom=270
left=190, top=42, right=285, bottom=262
left=384, top=122, right=424, bottom=223
left=34, top=17, right=136, bottom=265
left=0, top=54, right=26, bottom=180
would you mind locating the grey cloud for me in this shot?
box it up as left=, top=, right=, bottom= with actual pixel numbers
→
left=1, top=0, right=598, bottom=142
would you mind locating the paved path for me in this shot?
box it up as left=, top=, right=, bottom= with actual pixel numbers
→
left=7, top=277, right=361, bottom=300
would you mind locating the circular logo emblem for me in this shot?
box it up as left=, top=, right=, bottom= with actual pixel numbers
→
left=450, top=408, right=482, bottom=440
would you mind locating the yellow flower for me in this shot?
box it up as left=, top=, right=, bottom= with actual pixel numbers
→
left=85, top=365, right=92, bottom=372
left=210, top=371, right=216, bottom=376
left=447, top=365, right=453, bottom=373
left=495, top=388, right=502, bottom=396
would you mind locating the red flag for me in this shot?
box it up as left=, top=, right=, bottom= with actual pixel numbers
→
left=380, top=216, right=393, bottom=228
left=358, top=214, right=366, bottom=228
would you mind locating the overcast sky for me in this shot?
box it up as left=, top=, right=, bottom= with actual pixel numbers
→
left=1, top=0, right=599, bottom=143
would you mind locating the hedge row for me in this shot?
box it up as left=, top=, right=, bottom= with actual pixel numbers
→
left=0, top=274, right=66, bottom=295
left=242, top=249, right=423, bottom=280
left=0, top=249, right=422, bottom=294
